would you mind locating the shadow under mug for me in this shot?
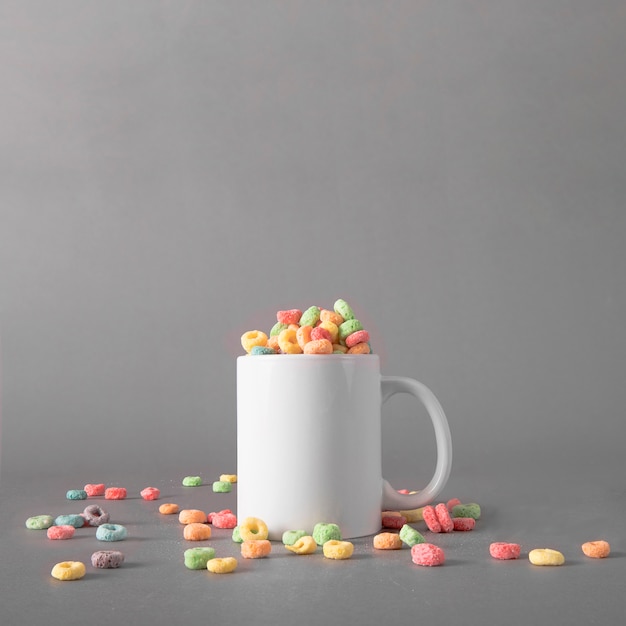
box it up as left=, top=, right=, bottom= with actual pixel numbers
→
left=237, top=354, right=452, bottom=540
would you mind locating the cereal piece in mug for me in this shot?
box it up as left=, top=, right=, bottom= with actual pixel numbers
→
left=303, top=338, right=333, bottom=354
left=333, top=299, right=354, bottom=321
left=276, top=309, right=302, bottom=325
left=241, top=330, right=268, bottom=354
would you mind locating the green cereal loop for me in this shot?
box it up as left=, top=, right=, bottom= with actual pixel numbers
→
left=399, top=524, right=425, bottom=547
left=451, top=503, right=481, bottom=520
left=299, top=306, right=321, bottom=327
left=338, top=319, right=363, bottom=341
left=55, top=514, right=85, bottom=528
left=312, top=523, right=342, bottom=546
left=184, top=547, right=216, bottom=570
left=66, top=489, right=88, bottom=500
left=282, top=529, right=307, bottom=546
left=250, top=346, right=277, bottom=355
left=334, top=299, right=355, bottom=321
left=212, top=480, right=232, bottom=493
left=232, top=526, right=243, bottom=543
left=270, top=322, right=288, bottom=336
left=25, top=515, right=55, bottom=530
left=182, top=476, right=203, bottom=487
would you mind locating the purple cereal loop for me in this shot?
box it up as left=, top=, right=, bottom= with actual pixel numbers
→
left=83, top=504, right=110, bottom=526
left=91, top=550, right=125, bottom=569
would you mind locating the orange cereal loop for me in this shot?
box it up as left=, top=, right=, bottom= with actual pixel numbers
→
left=582, top=540, right=610, bottom=558
left=278, top=328, right=302, bottom=354
left=347, top=342, right=370, bottom=354
left=303, top=338, right=333, bottom=354
left=320, top=309, right=344, bottom=326
left=159, top=503, right=180, bottom=515
left=296, top=325, right=313, bottom=349
left=332, top=344, right=348, bottom=353
left=373, top=533, right=403, bottom=550
left=241, top=539, right=272, bottom=559
left=267, top=335, right=281, bottom=352
left=241, top=330, right=268, bottom=354
left=183, top=523, right=212, bottom=541
left=178, top=509, right=207, bottom=525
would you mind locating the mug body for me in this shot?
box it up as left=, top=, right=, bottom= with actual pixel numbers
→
left=237, top=354, right=383, bottom=540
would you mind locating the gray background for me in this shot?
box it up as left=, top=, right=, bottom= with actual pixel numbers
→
left=1, top=1, right=625, bottom=625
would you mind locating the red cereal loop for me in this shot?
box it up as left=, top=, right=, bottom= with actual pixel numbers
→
left=211, top=511, right=238, bottom=529
left=104, top=487, right=127, bottom=500
left=140, top=487, right=160, bottom=501
left=276, top=309, right=302, bottom=325
left=446, top=498, right=462, bottom=511
left=47, top=525, right=75, bottom=540
left=345, top=329, right=370, bottom=348
left=310, top=326, right=332, bottom=342
left=489, top=542, right=521, bottom=560
left=452, top=517, right=475, bottom=532
left=381, top=515, right=407, bottom=530
left=422, top=506, right=442, bottom=533
left=411, top=543, right=445, bottom=566
left=84, top=483, right=106, bottom=497
left=435, top=503, right=454, bottom=533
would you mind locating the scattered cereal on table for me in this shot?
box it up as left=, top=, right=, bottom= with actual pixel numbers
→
left=47, top=525, right=75, bottom=540
left=399, top=524, right=425, bottom=547
left=373, top=532, right=403, bottom=550
left=96, top=523, right=128, bottom=542
left=312, top=523, right=342, bottom=546
left=323, top=540, right=354, bottom=560
left=25, top=515, right=55, bottom=530
left=489, top=542, right=521, bottom=560
left=82, top=505, right=110, bottom=526
left=285, top=536, right=318, bottom=555
left=178, top=509, right=207, bottom=525
left=581, top=540, right=610, bottom=559
left=528, top=548, right=565, bottom=566
left=411, top=543, right=445, bottom=566
left=51, top=561, right=86, bottom=581
left=84, top=483, right=106, bottom=497
left=184, top=547, right=216, bottom=570
left=183, top=523, right=212, bottom=541
left=66, top=489, right=88, bottom=500
left=104, top=487, right=127, bottom=500
left=140, top=487, right=160, bottom=501
left=182, top=476, right=203, bottom=487
left=207, top=556, right=238, bottom=574
left=91, top=550, right=125, bottom=569
left=212, top=480, right=232, bottom=493
left=241, top=539, right=272, bottom=559
left=159, top=503, right=180, bottom=515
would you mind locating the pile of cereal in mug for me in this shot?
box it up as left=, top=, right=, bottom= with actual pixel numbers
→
left=241, top=299, right=371, bottom=355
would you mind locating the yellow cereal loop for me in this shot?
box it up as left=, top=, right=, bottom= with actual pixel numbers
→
left=285, top=535, right=318, bottom=555
left=528, top=548, right=565, bottom=566
left=399, top=507, right=425, bottom=523
left=241, top=330, right=268, bottom=353
left=278, top=328, right=302, bottom=354
left=323, top=540, right=354, bottom=560
left=207, top=556, right=238, bottom=574
left=319, top=320, right=339, bottom=343
left=219, top=474, right=237, bottom=483
left=51, top=561, right=86, bottom=581
left=238, top=517, right=269, bottom=542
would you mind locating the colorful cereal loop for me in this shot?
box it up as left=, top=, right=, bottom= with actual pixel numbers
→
left=207, top=557, right=238, bottom=574
left=323, top=540, right=354, bottom=560
left=581, top=540, right=610, bottom=559
left=241, top=330, right=268, bottom=354
left=51, top=561, right=86, bottom=581
left=238, top=517, right=269, bottom=542
left=285, top=536, right=318, bottom=555
left=241, top=539, right=272, bottom=559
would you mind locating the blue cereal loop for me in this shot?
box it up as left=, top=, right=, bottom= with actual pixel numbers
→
left=54, top=514, right=85, bottom=528
left=96, top=523, right=128, bottom=542
left=66, top=489, right=88, bottom=500
left=250, top=345, right=277, bottom=355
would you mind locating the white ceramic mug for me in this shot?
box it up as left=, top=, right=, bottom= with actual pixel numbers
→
left=237, top=354, right=452, bottom=540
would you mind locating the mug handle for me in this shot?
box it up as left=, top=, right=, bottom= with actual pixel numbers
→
left=380, top=376, right=452, bottom=510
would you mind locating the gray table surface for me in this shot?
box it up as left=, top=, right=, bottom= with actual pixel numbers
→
left=1, top=456, right=624, bottom=626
